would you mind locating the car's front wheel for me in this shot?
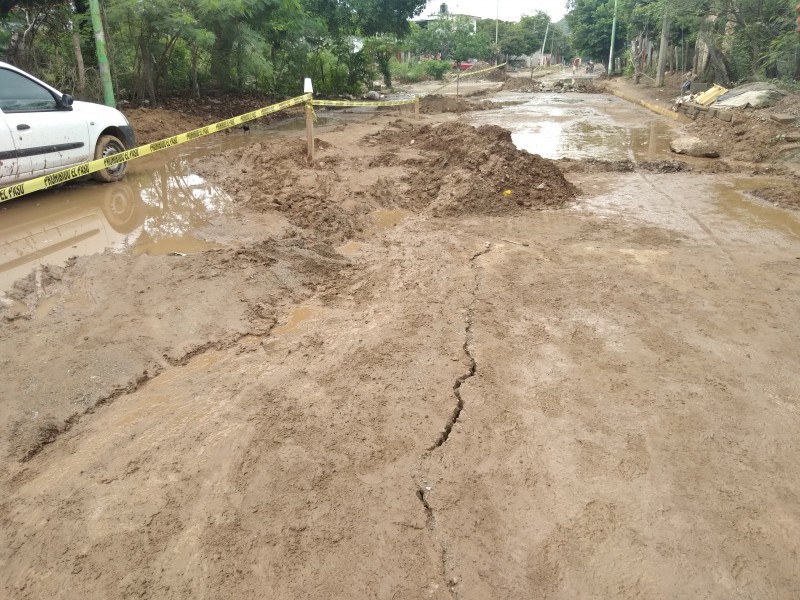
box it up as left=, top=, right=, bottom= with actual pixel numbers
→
left=92, top=134, right=128, bottom=183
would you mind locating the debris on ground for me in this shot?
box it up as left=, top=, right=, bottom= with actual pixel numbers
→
left=419, top=94, right=495, bottom=113
left=503, top=77, right=607, bottom=94
left=664, top=84, right=800, bottom=166
left=670, top=136, right=721, bottom=158
left=556, top=157, right=696, bottom=173
left=716, top=82, right=786, bottom=109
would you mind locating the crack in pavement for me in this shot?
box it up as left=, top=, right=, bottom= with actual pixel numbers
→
left=416, top=242, right=492, bottom=599
left=430, top=242, right=492, bottom=451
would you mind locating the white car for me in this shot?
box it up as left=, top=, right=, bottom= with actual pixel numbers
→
left=0, top=61, right=135, bottom=186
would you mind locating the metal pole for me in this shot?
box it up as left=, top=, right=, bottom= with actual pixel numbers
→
left=88, top=0, right=115, bottom=107
left=608, top=0, right=618, bottom=76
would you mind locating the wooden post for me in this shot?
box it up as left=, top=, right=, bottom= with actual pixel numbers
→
left=305, top=103, right=314, bottom=163
left=415, top=97, right=420, bottom=121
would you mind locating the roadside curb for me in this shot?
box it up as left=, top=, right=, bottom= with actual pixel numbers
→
left=610, top=87, right=692, bottom=124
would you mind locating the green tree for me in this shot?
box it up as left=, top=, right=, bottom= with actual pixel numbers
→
left=409, top=15, right=490, bottom=62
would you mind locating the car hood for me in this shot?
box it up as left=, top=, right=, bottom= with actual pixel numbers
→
left=72, top=100, right=130, bottom=126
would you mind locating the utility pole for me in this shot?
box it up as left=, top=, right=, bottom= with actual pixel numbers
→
left=607, top=0, right=618, bottom=76
left=540, top=21, right=550, bottom=62
left=89, top=0, right=115, bottom=106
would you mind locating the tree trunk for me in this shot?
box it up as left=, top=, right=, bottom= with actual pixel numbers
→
left=72, top=24, right=86, bottom=96
left=7, top=11, right=38, bottom=69
left=139, top=33, right=157, bottom=105
left=191, top=45, right=200, bottom=99
left=655, top=3, right=670, bottom=86
left=632, top=39, right=642, bottom=83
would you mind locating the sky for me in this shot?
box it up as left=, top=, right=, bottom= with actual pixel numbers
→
left=420, top=0, right=568, bottom=23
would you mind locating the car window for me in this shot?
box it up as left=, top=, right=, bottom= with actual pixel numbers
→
left=0, top=68, right=58, bottom=113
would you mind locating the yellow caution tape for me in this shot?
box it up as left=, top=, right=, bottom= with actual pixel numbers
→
left=426, top=62, right=507, bottom=96
left=306, top=102, right=318, bottom=123
left=311, top=98, right=418, bottom=108
left=0, top=93, right=312, bottom=203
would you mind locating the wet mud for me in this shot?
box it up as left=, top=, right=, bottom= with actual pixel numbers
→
left=2, top=86, right=800, bottom=600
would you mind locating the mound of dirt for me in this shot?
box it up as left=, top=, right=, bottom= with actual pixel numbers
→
left=685, top=94, right=800, bottom=164
left=125, top=97, right=304, bottom=144
left=125, top=107, right=210, bottom=145
left=556, top=157, right=695, bottom=174
left=194, top=137, right=368, bottom=244
left=502, top=78, right=543, bottom=93
left=373, top=121, right=577, bottom=215
left=194, top=117, right=575, bottom=244
left=479, top=67, right=509, bottom=82
left=419, top=94, right=495, bottom=114
left=502, top=78, right=608, bottom=94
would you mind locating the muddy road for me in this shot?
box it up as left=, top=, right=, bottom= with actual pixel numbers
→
left=2, top=89, right=800, bottom=599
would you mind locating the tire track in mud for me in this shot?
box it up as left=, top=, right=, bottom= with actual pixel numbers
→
left=417, top=241, right=492, bottom=599
left=622, top=140, right=739, bottom=277
left=635, top=171, right=738, bottom=276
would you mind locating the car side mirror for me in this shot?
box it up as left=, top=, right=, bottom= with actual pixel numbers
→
left=61, top=93, right=74, bottom=107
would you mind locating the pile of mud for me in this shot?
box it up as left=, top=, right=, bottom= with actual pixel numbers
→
left=502, top=77, right=608, bottom=94
left=372, top=121, right=577, bottom=215
left=420, top=94, right=495, bottom=114
left=502, top=77, right=543, bottom=93
left=193, top=138, right=368, bottom=243
left=472, top=65, right=508, bottom=82
left=125, top=107, right=211, bottom=145
left=196, top=117, right=576, bottom=244
left=125, top=99, right=304, bottom=144
left=556, top=157, right=694, bottom=174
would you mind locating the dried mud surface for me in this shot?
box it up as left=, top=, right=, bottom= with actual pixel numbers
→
left=2, top=96, right=800, bottom=600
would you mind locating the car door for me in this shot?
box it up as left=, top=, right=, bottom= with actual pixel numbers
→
left=0, top=114, right=32, bottom=184
left=0, top=67, right=91, bottom=177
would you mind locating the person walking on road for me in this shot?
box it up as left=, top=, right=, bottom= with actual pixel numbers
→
left=572, top=57, right=581, bottom=74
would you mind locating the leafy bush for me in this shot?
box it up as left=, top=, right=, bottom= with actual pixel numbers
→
left=390, top=58, right=428, bottom=83
left=424, top=60, right=450, bottom=80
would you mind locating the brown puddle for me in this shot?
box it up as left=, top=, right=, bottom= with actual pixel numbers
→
left=0, top=154, right=234, bottom=293
left=370, top=209, right=410, bottom=231
left=272, top=306, right=316, bottom=336
left=335, top=212, right=407, bottom=257
left=269, top=116, right=332, bottom=131
left=469, top=93, right=678, bottom=161
left=714, top=180, right=800, bottom=239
